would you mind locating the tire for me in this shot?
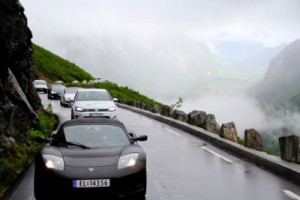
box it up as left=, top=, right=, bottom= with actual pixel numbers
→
left=127, top=194, right=146, bottom=200
left=71, top=110, right=75, bottom=119
left=34, top=167, right=58, bottom=200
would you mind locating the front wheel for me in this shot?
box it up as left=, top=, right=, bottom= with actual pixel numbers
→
left=71, top=110, right=75, bottom=119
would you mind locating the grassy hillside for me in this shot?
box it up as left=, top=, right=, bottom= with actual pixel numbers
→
left=32, top=44, right=94, bottom=83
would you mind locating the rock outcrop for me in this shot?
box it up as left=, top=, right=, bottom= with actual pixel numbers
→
left=172, top=109, right=188, bottom=122
left=187, top=110, right=206, bottom=127
left=219, top=122, right=238, bottom=142
left=244, top=129, right=262, bottom=151
left=0, top=0, right=42, bottom=147
left=204, top=114, right=220, bottom=134
left=279, top=135, right=300, bottom=163
left=161, top=105, right=174, bottom=117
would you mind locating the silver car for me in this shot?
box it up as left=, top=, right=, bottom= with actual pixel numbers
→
left=33, top=80, right=48, bottom=93
left=71, top=89, right=117, bottom=119
left=60, top=87, right=81, bottom=107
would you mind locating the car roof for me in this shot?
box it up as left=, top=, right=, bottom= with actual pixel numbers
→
left=77, top=88, right=108, bottom=92
left=34, top=80, right=46, bottom=82
left=61, top=118, right=124, bottom=127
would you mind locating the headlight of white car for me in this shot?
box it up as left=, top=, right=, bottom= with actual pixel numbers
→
left=42, top=154, right=64, bottom=171
left=118, top=153, right=139, bottom=169
left=75, top=106, right=84, bottom=112
left=108, top=106, right=116, bottom=112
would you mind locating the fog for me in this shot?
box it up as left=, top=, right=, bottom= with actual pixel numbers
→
left=180, top=89, right=300, bottom=140
left=20, top=0, right=300, bottom=145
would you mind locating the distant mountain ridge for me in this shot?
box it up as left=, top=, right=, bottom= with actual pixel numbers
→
left=252, top=39, right=300, bottom=110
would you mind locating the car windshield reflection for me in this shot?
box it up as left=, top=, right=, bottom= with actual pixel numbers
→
left=59, top=124, right=130, bottom=148
left=76, top=91, right=111, bottom=101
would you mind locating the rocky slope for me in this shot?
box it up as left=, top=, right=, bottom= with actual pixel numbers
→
left=0, top=0, right=42, bottom=147
left=252, top=39, right=300, bottom=110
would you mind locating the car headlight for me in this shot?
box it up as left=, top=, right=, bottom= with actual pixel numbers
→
left=51, top=91, right=56, bottom=94
left=118, top=153, right=139, bottom=169
left=75, top=106, right=84, bottom=112
left=108, top=106, right=116, bottom=112
left=42, top=154, right=64, bottom=171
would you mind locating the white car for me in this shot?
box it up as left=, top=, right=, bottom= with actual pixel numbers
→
left=71, top=88, right=117, bottom=119
left=33, top=80, right=48, bottom=93
left=60, top=87, right=81, bottom=107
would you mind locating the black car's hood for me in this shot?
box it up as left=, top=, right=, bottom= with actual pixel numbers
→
left=61, top=146, right=125, bottom=167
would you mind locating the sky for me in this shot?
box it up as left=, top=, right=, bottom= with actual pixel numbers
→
left=21, top=0, right=300, bottom=55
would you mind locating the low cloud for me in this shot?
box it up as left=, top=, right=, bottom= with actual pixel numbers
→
left=180, top=90, right=300, bottom=138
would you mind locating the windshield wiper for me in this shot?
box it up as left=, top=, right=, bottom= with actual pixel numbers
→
left=61, top=141, right=90, bottom=149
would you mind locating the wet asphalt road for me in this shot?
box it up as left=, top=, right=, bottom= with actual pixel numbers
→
left=3, top=93, right=300, bottom=200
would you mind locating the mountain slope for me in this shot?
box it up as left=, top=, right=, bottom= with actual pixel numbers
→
left=32, top=44, right=94, bottom=83
left=252, top=39, right=300, bottom=109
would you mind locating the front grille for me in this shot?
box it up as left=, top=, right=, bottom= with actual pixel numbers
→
left=85, top=109, right=109, bottom=112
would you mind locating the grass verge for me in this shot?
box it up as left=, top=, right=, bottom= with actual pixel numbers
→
left=0, top=109, right=57, bottom=197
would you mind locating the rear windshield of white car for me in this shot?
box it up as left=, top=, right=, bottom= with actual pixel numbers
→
left=62, top=124, right=130, bottom=148
left=76, top=91, right=112, bottom=101
left=34, top=81, right=47, bottom=85
left=65, top=87, right=80, bottom=94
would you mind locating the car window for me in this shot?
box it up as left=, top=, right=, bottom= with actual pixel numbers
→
left=34, top=81, right=47, bottom=85
left=76, top=91, right=112, bottom=101
left=61, top=124, right=130, bottom=148
left=51, top=85, right=66, bottom=91
left=65, top=88, right=79, bottom=94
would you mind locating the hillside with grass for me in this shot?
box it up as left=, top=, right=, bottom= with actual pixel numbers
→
left=32, top=44, right=94, bottom=83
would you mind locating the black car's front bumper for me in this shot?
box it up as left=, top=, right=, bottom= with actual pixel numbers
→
left=35, top=161, right=146, bottom=199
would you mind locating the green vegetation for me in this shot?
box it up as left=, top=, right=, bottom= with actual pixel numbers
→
left=171, top=97, right=184, bottom=109
left=0, top=109, right=57, bottom=197
left=32, top=44, right=94, bottom=83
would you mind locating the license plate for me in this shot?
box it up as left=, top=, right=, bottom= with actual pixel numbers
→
left=90, top=113, right=103, bottom=117
left=73, top=179, right=110, bottom=188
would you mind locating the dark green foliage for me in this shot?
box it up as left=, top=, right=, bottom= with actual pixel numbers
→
left=0, top=110, right=57, bottom=197
left=32, top=44, right=94, bottom=82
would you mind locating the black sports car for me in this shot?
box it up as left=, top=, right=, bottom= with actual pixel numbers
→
left=35, top=118, right=147, bottom=200
left=47, top=84, right=66, bottom=99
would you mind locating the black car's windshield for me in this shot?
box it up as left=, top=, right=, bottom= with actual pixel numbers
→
left=76, top=91, right=111, bottom=101
left=58, top=124, right=130, bottom=148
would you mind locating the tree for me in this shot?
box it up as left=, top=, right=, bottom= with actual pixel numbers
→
left=171, top=97, right=183, bottom=109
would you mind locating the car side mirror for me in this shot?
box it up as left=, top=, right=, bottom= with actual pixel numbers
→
left=50, top=130, right=58, bottom=138
left=137, top=135, right=148, bottom=141
left=128, top=132, right=137, bottom=138
left=131, top=135, right=148, bottom=143
left=36, top=137, right=52, bottom=143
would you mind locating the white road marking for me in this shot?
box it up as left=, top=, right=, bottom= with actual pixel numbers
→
left=164, top=127, right=181, bottom=136
left=283, top=190, right=300, bottom=200
left=142, top=117, right=152, bottom=123
left=201, top=146, right=233, bottom=164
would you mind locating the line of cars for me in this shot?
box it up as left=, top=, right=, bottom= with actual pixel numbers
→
left=32, top=79, right=148, bottom=200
